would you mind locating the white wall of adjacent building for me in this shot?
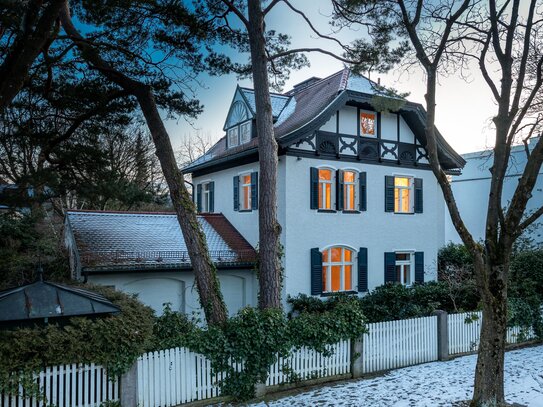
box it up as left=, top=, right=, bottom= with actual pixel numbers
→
left=87, top=270, right=258, bottom=317
left=445, top=138, right=543, bottom=244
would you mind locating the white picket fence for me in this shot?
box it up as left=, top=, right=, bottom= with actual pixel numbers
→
left=266, top=340, right=351, bottom=386
left=1, top=363, right=119, bottom=407
left=362, top=316, right=438, bottom=373
left=136, top=340, right=351, bottom=407
left=448, top=311, right=537, bottom=355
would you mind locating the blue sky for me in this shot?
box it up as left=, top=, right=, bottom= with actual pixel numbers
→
left=167, top=0, right=497, bottom=155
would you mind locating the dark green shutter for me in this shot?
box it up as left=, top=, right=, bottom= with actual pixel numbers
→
left=384, top=252, right=396, bottom=283
left=251, top=172, right=258, bottom=210
left=385, top=176, right=395, bottom=212
left=414, top=178, right=423, bottom=213
left=415, top=252, right=424, bottom=283
left=209, top=182, right=215, bottom=213
left=359, top=172, right=367, bottom=211
left=196, top=184, right=202, bottom=212
left=233, top=176, right=239, bottom=211
left=336, top=170, right=344, bottom=211
left=310, top=248, right=323, bottom=295
left=358, top=247, right=368, bottom=292
left=310, top=167, right=319, bottom=209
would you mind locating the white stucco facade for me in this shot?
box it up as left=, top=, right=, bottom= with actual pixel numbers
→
left=193, top=105, right=445, bottom=306
left=445, top=138, right=543, bottom=244
left=87, top=270, right=257, bottom=317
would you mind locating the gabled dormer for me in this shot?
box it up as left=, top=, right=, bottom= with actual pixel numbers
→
left=223, top=86, right=291, bottom=149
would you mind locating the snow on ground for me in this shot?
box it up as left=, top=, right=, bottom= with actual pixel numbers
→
left=251, top=345, right=543, bottom=407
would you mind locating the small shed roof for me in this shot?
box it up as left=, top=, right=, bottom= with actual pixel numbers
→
left=0, top=281, right=120, bottom=323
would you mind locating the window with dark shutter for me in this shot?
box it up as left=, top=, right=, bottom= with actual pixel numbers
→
left=233, top=176, right=239, bottom=211
left=310, top=167, right=319, bottom=209
left=251, top=172, right=258, bottom=210
left=196, top=184, right=202, bottom=213
left=358, top=247, right=368, bottom=292
left=336, top=170, right=344, bottom=211
left=310, top=248, right=323, bottom=295
left=385, top=176, right=395, bottom=212
left=359, top=172, right=367, bottom=211
left=384, top=252, right=396, bottom=283
left=414, top=178, right=423, bottom=213
left=209, top=182, right=215, bottom=213
left=415, top=252, right=424, bottom=283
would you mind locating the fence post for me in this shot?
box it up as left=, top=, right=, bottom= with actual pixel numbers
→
left=351, top=337, right=364, bottom=378
left=120, top=362, right=138, bottom=407
left=433, top=310, right=449, bottom=361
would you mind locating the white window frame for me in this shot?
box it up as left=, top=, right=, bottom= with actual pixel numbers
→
left=395, top=251, right=414, bottom=286
left=394, top=175, right=414, bottom=214
left=318, top=167, right=335, bottom=210
left=322, top=245, right=355, bottom=293
left=342, top=169, right=358, bottom=211
left=360, top=110, right=377, bottom=138
left=240, top=121, right=252, bottom=144
left=201, top=182, right=211, bottom=212
left=228, top=127, right=239, bottom=147
left=239, top=172, right=252, bottom=211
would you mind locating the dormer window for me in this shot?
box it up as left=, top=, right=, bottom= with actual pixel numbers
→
left=227, top=121, right=252, bottom=148
left=360, top=111, right=376, bottom=137
left=240, top=122, right=251, bottom=144
left=228, top=127, right=239, bottom=148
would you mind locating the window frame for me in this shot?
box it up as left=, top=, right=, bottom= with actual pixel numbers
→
left=321, top=245, right=356, bottom=293
left=342, top=169, right=358, bottom=211
left=360, top=110, right=377, bottom=138
left=201, top=182, right=211, bottom=212
left=239, top=121, right=252, bottom=144
left=239, top=172, right=252, bottom=211
left=395, top=251, right=415, bottom=286
left=317, top=167, right=335, bottom=210
left=228, top=127, right=239, bottom=148
left=394, top=175, right=414, bottom=214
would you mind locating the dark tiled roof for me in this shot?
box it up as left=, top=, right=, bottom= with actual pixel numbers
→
left=65, top=210, right=256, bottom=272
left=0, top=281, right=120, bottom=323
left=184, top=68, right=464, bottom=172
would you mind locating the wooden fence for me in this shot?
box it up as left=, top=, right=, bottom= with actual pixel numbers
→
left=136, top=340, right=351, bottom=407
left=362, top=316, right=438, bottom=373
left=1, top=363, right=119, bottom=407
left=448, top=311, right=537, bottom=355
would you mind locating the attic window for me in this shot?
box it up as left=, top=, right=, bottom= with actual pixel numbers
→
left=228, top=127, right=239, bottom=147
left=360, top=111, right=376, bottom=137
left=240, top=122, right=251, bottom=144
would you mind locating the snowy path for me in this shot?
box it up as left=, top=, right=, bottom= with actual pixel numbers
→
left=250, top=345, right=543, bottom=407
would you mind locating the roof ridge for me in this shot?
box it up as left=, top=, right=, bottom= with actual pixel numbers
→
left=66, top=209, right=179, bottom=216
left=339, top=67, right=350, bottom=91
left=239, top=87, right=290, bottom=98
left=286, top=69, right=345, bottom=96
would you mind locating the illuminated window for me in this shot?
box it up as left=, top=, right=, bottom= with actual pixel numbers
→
left=240, top=173, right=252, bottom=210
left=394, top=176, right=413, bottom=213
left=240, top=122, right=251, bottom=144
left=360, top=111, right=376, bottom=137
left=322, top=246, right=354, bottom=293
left=318, top=168, right=334, bottom=210
left=228, top=127, right=239, bottom=147
left=343, top=170, right=357, bottom=211
left=395, top=252, right=414, bottom=286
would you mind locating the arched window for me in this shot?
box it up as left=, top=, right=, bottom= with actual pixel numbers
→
left=322, top=246, right=354, bottom=293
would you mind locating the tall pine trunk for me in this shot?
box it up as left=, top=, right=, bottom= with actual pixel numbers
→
left=59, top=0, right=228, bottom=325
left=247, top=0, right=282, bottom=309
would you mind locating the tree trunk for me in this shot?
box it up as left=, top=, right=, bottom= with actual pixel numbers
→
left=247, top=0, right=282, bottom=309
left=471, top=260, right=509, bottom=407
left=0, top=0, right=65, bottom=113
left=59, top=0, right=228, bottom=325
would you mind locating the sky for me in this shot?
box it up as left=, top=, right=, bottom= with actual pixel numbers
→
left=167, top=0, right=499, bottom=155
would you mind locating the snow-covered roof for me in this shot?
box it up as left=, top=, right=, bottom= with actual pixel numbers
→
left=239, top=88, right=290, bottom=117
left=65, top=211, right=256, bottom=271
